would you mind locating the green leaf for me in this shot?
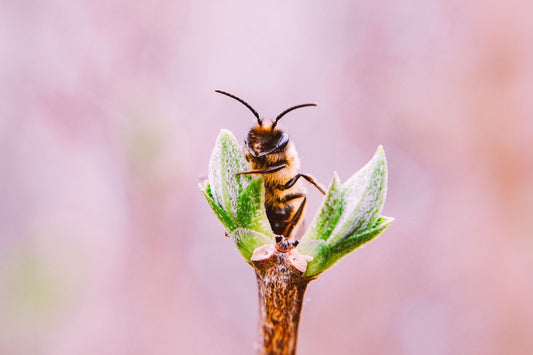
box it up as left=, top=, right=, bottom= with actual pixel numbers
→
left=200, top=182, right=236, bottom=232
left=296, top=240, right=331, bottom=277
left=208, top=129, right=252, bottom=220
left=200, top=129, right=274, bottom=262
left=328, top=216, right=394, bottom=269
left=300, top=172, right=343, bottom=242
left=302, top=217, right=393, bottom=277
left=327, top=146, right=387, bottom=246
left=231, top=228, right=274, bottom=261
left=297, top=146, right=391, bottom=276
left=237, top=177, right=275, bottom=238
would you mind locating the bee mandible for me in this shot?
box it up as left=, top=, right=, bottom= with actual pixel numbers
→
left=215, top=90, right=326, bottom=240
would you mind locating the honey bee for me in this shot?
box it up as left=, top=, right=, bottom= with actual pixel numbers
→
left=215, top=90, right=326, bottom=240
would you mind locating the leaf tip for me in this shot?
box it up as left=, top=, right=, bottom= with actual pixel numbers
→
left=332, top=171, right=340, bottom=184
left=380, top=215, right=395, bottom=227
left=374, top=145, right=386, bottom=162
left=215, top=128, right=239, bottom=147
left=219, top=128, right=232, bottom=135
left=198, top=180, right=208, bottom=192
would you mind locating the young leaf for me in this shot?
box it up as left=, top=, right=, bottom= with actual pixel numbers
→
left=296, top=240, right=331, bottom=277
left=300, top=173, right=343, bottom=242
left=327, top=146, right=387, bottom=246
left=327, top=216, right=394, bottom=271
left=208, top=129, right=252, bottom=220
left=201, top=129, right=274, bottom=261
left=297, top=146, right=391, bottom=276
left=231, top=228, right=274, bottom=261
left=237, top=177, right=275, bottom=238
left=200, top=182, right=236, bottom=232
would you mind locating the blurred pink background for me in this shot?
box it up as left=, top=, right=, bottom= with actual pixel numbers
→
left=1, top=1, right=532, bottom=354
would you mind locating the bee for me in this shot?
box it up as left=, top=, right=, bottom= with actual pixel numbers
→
left=215, top=90, right=326, bottom=240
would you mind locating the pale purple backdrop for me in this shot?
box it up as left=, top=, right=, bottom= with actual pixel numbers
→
left=1, top=1, right=532, bottom=354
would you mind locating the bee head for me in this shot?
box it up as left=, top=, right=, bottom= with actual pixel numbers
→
left=215, top=90, right=317, bottom=158
left=246, top=123, right=289, bottom=158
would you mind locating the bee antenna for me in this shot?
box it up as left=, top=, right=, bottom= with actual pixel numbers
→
left=215, top=90, right=262, bottom=126
left=273, top=103, right=317, bottom=129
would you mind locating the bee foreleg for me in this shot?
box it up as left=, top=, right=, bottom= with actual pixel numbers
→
left=281, top=174, right=326, bottom=195
left=235, top=164, right=286, bottom=176
left=278, top=192, right=305, bottom=203
left=283, top=197, right=307, bottom=239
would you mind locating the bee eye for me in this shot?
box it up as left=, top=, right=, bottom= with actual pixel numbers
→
left=275, top=133, right=289, bottom=152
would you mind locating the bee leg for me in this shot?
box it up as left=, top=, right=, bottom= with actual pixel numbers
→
left=275, top=235, right=299, bottom=253
left=235, top=164, right=286, bottom=176
left=283, top=197, right=307, bottom=239
left=281, top=174, right=326, bottom=195
left=275, top=235, right=292, bottom=252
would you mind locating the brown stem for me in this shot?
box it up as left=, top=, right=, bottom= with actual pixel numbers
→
left=252, top=248, right=313, bottom=355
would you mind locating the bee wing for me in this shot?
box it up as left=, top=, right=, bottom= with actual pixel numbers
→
left=293, top=218, right=306, bottom=240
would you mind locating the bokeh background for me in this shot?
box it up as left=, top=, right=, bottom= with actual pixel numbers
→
left=1, top=1, right=532, bottom=354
